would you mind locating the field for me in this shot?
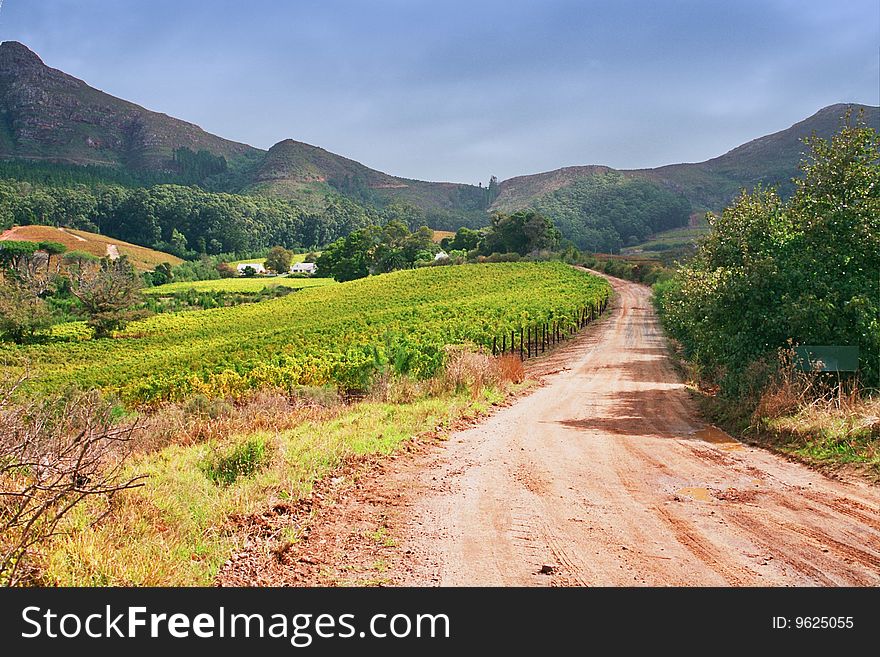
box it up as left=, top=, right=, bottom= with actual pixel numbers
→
left=227, top=253, right=311, bottom=268
left=621, top=225, right=710, bottom=256
left=144, top=276, right=334, bottom=295
left=0, top=225, right=182, bottom=271
left=4, top=262, right=611, bottom=406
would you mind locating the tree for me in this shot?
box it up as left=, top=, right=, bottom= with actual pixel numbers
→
left=37, top=241, right=67, bottom=273
left=67, top=256, right=146, bottom=338
left=441, top=227, right=483, bottom=253
left=656, top=112, right=880, bottom=393
left=486, top=175, right=500, bottom=206
left=216, top=262, right=236, bottom=278
left=0, top=278, right=52, bottom=342
left=480, top=210, right=561, bottom=255
left=0, top=241, right=38, bottom=272
left=316, top=227, right=380, bottom=282
left=241, top=265, right=257, bottom=278
left=150, top=262, right=174, bottom=286
left=264, top=246, right=294, bottom=274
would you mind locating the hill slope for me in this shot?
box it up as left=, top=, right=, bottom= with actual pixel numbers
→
left=0, top=41, right=261, bottom=176
left=493, top=103, right=880, bottom=214
left=635, top=103, right=880, bottom=210
left=247, top=139, right=490, bottom=227
left=0, top=42, right=488, bottom=226
left=0, top=224, right=182, bottom=271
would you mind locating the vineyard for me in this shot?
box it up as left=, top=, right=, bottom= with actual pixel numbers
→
left=3, top=262, right=611, bottom=406
left=144, top=276, right=334, bottom=295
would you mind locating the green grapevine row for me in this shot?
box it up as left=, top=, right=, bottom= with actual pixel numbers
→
left=2, top=262, right=611, bottom=406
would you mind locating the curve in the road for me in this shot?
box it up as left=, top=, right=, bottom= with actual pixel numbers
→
left=400, top=274, right=880, bottom=586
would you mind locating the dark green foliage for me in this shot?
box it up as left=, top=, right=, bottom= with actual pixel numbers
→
left=172, top=148, right=228, bottom=184
left=0, top=160, right=177, bottom=189
left=317, top=227, right=379, bottom=282
left=145, top=262, right=174, bottom=286
left=529, top=173, right=691, bottom=252
left=201, top=438, right=269, bottom=486
left=264, top=246, right=294, bottom=274
left=170, top=256, right=224, bottom=283
left=0, top=241, right=39, bottom=270
left=0, top=179, right=379, bottom=258
left=480, top=210, right=561, bottom=256
left=441, top=227, right=483, bottom=252
left=317, top=221, right=437, bottom=282
left=655, top=115, right=880, bottom=394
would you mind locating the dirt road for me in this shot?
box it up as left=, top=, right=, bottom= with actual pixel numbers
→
left=399, top=275, right=880, bottom=586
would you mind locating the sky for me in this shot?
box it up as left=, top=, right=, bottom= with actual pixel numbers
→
left=1, top=0, right=878, bottom=184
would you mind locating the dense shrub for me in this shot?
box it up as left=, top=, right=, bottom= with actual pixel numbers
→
left=655, top=114, right=879, bottom=395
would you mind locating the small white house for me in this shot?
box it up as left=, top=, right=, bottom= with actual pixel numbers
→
left=434, top=250, right=449, bottom=261
left=290, top=262, right=317, bottom=274
left=236, top=262, right=266, bottom=275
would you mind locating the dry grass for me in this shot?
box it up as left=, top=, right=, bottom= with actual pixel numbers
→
left=497, top=354, right=526, bottom=384
left=40, top=388, right=503, bottom=586
left=133, top=389, right=342, bottom=453
left=0, top=225, right=182, bottom=271
left=751, top=351, right=879, bottom=474
left=442, top=347, right=518, bottom=398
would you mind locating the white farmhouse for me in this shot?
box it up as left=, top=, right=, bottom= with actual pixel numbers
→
left=290, top=262, right=317, bottom=274
left=236, top=262, right=266, bottom=275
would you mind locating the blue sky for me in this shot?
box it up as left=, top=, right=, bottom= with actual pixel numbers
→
left=2, top=0, right=877, bottom=183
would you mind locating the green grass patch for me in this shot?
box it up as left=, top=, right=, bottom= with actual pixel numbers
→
left=41, top=389, right=501, bottom=586
left=761, top=412, right=879, bottom=475
left=201, top=437, right=270, bottom=486
left=144, top=276, right=333, bottom=295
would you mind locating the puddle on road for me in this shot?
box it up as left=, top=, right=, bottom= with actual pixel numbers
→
left=691, top=426, right=744, bottom=451
left=676, top=487, right=712, bottom=502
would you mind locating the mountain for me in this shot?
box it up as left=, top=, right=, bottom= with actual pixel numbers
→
left=247, top=138, right=490, bottom=226
left=0, top=41, right=487, bottom=227
left=492, top=103, right=880, bottom=222
left=0, top=41, right=876, bottom=251
left=0, top=41, right=261, bottom=176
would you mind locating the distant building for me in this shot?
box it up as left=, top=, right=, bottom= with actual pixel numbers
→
left=291, top=262, right=317, bottom=274
left=236, top=262, right=266, bottom=275
left=434, top=250, right=449, bottom=261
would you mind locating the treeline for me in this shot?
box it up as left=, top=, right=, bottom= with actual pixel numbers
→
left=0, top=179, right=380, bottom=257
left=318, top=210, right=561, bottom=282
left=0, top=159, right=174, bottom=188
left=171, top=147, right=228, bottom=184
left=654, top=116, right=879, bottom=396
left=530, top=172, right=691, bottom=252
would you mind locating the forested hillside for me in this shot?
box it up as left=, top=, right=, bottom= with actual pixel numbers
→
left=0, top=180, right=378, bottom=255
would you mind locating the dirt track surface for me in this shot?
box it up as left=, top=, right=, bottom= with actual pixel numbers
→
left=398, top=275, right=880, bottom=586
